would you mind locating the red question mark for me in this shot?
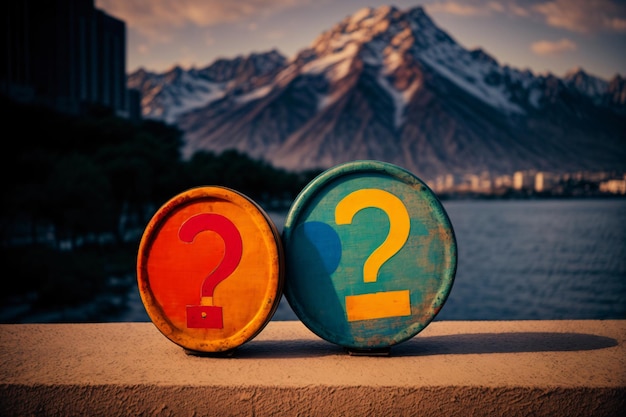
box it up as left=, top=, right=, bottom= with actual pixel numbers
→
left=179, top=213, right=243, bottom=328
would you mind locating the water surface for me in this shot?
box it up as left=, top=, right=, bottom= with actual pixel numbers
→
left=269, top=198, right=626, bottom=321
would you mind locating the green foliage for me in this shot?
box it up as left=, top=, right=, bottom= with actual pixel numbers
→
left=1, top=245, right=106, bottom=307
left=36, top=248, right=107, bottom=307
left=46, top=153, right=115, bottom=239
left=183, top=149, right=317, bottom=203
left=0, top=94, right=320, bottom=312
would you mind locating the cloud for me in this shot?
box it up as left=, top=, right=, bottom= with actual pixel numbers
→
left=530, top=38, right=577, bottom=56
left=204, top=35, right=216, bottom=46
left=610, top=17, right=626, bottom=31
left=96, top=0, right=305, bottom=42
left=426, top=1, right=500, bottom=16
left=137, top=44, right=150, bottom=55
left=427, top=0, right=626, bottom=33
left=533, top=0, right=626, bottom=33
left=507, top=2, right=530, bottom=18
left=265, top=30, right=286, bottom=40
left=426, top=0, right=535, bottom=17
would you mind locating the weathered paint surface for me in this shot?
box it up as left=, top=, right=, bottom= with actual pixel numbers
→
left=283, top=160, right=457, bottom=349
left=137, top=186, right=284, bottom=353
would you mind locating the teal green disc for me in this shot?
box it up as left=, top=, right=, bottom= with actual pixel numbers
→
left=283, top=160, right=457, bottom=350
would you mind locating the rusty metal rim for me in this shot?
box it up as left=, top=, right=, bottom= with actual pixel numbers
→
left=282, top=160, right=458, bottom=349
left=137, top=185, right=284, bottom=353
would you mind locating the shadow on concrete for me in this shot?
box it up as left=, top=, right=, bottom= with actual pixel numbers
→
left=221, top=332, right=618, bottom=359
left=391, top=332, right=618, bottom=357
left=233, top=338, right=344, bottom=358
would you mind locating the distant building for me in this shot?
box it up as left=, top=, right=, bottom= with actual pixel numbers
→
left=513, top=171, right=533, bottom=190
left=444, top=174, right=454, bottom=190
left=535, top=172, right=559, bottom=193
left=1, top=0, right=139, bottom=119
left=468, top=174, right=480, bottom=191
left=431, top=174, right=455, bottom=193
left=493, top=174, right=512, bottom=190
left=513, top=172, right=522, bottom=190
left=599, top=175, right=626, bottom=195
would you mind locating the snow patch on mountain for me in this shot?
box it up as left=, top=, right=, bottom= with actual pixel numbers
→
left=302, top=42, right=358, bottom=81
left=563, top=67, right=610, bottom=103
left=420, top=50, right=525, bottom=114
left=528, top=88, right=543, bottom=108
left=159, top=82, right=226, bottom=124
left=416, top=37, right=525, bottom=114
left=235, top=85, right=273, bottom=104
left=318, top=90, right=343, bottom=110
left=377, top=72, right=421, bottom=127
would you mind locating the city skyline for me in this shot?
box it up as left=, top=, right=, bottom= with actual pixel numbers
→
left=96, top=0, right=626, bottom=80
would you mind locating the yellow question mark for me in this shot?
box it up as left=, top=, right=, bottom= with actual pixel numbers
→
left=336, top=189, right=410, bottom=282
left=336, top=189, right=412, bottom=321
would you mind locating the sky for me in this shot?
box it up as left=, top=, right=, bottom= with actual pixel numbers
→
left=96, top=0, right=626, bottom=81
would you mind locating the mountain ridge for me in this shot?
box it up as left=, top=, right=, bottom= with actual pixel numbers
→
left=127, top=5, right=626, bottom=181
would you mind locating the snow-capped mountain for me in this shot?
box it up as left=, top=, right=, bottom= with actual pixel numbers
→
left=127, top=50, right=286, bottom=124
left=129, top=5, right=625, bottom=180
left=604, top=75, right=626, bottom=110
left=563, top=67, right=609, bottom=100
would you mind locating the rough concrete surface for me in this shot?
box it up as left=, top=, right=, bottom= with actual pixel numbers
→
left=1, top=320, right=624, bottom=416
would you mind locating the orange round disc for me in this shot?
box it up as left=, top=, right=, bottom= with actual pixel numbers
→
left=137, top=186, right=284, bottom=353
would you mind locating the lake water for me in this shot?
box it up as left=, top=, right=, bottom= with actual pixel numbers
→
left=430, top=198, right=626, bottom=320
left=261, top=198, right=626, bottom=322
left=5, top=199, right=624, bottom=323
left=120, top=198, right=626, bottom=322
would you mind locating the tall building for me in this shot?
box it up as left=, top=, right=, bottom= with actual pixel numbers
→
left=1, top=0, right=135, bottom=118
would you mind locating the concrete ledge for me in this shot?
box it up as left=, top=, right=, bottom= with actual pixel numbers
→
left=1, top=320, right=625, bottom=416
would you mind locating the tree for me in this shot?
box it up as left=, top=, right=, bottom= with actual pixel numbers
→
left=46, top=153, right=114, bottom=248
